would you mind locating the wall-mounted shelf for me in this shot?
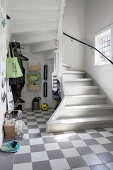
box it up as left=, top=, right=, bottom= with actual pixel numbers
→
left=28, top=64, right=40, bottom=72
left=28, top=64, right=41, bottom=91
left=28, top=73, right=40, bottom=83
left=28, top=84, right=40, bottom=91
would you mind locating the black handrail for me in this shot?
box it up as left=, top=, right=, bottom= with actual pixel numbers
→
left=63, top=32, right=113, bottom=65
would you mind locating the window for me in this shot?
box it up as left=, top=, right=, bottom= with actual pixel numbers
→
left=95, top=28, right=111, bottom=65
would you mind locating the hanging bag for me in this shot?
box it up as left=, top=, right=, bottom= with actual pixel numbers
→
left=6, top=44, right=23, bottom=78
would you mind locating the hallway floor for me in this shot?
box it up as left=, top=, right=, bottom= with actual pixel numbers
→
left=1, top=110, right=113, bottom=170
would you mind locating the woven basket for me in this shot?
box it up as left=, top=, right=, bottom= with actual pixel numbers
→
left=3, top=110, right=22, bottom=139
left=4, top=124, right=16, bottom=139
left=28, top=73, right=40, bottom=82
left=28, top=64, right=40, bottom=72
left=28, top=84, right=40, bottom=91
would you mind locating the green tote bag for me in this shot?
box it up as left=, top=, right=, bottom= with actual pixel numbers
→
left=6, top=45, right=23, bottom=79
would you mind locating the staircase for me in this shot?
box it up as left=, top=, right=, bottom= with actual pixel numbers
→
left=47, top=71, right=113, bottom=133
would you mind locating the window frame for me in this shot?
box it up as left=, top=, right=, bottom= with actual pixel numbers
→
left=95, top=26, right=113, bottom=66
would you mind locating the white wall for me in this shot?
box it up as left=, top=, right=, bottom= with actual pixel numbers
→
left=62, top=0, right=86, bottom=70
left=0, top=0, right=10, bottom=146
left=85, top=0, right=113, bottom=102
left=21, top=46, right=55, bottom=109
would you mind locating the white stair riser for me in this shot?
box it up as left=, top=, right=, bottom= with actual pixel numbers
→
left=64, top=81, right=92, bottom=87
left=66, top=97, right=106, bottom=105
left=60, top=109, right=113, bottom=118
left=63, top=73, right=84, bottom=79
left=47, top=121, right=113, bottom=133
left=64, top=88, right=99, bottom=95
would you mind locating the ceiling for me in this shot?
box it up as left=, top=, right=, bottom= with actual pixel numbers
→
left=8, top=0, right=62, bottom=55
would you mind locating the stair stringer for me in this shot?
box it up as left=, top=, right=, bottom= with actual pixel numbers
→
left=47, top=77, right=66, bottom=127
left=47, top=96, right=66, bottom=121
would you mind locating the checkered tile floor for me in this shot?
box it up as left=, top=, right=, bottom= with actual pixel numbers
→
left=1, top=110, right=113, bottom=170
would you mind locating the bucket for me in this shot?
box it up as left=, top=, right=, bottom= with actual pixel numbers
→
left=32, top=97, right=41, bottom=110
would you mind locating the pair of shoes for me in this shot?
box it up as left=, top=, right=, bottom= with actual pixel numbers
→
left=0, top=141, right=20, bottom=152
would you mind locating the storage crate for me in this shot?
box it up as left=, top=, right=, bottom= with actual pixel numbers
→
left=4, top=124, right=16, bottom=139
left=3, top=110, right=22, bottom=139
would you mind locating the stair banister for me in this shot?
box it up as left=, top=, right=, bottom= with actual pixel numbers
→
left=63, top=32, right=113, bottom=65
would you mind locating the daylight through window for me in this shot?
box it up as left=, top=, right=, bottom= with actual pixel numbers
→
left=95, top=28, right=111, bottom=65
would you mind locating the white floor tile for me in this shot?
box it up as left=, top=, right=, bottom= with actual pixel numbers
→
left=22, top=119, right=27, bottom=123
left=89, top=144, right=107, bottom=153
left=16, top=145, right=30, bottom=154
left=38, top=124, right=46, bottom=128
left=36, top=118, right=45, bottom=121
left=42, top=111, right=49, bottom=114
left=71, top=140, right=87, bottom=147
left=78, top=133, right=93, bottom=139
left=72, top=167, right=90, bottom=170
left=44, top=115, right=50, bottom=118
left=28, top=129, right=40, bottom=134
left=23, top=134, right=29, bottom=139
left=41, top=133, right=54, bottom=137
left=104, top=128, right=113, bottom=131
left=110, top=151, right=113, bottom=155
left=50, top=158, right=70, bottom=170
left=22, top=115, right=27, bottom=118
left=27, top=112, right=34, bottom=115
left=31, top=151, right=48, bottom=162
left=30, top=138, right=43, bottom=145
left=95, top=137, right=112, bottom=144
left=82, top=154, right=103, bottom=166
left=55, top=134, right=69, bottom=142
left=64, top=131, right=76, bottom=134
left=106, top=162, right=113, bottom=169
left=13, top=163, right=32, bottom=170
left=27, top=122, right=37, bottom=125
left=27, top=116, right=35, bottom=119
left=62, top=148, right=80, bottom=158
left=45, top=143, right=60, bottom=151
left=36, top=113, right=43, bottom=116
left=24, top=125, right=28, bottom=129
left=85, top=129, right=97, bottom=133
left=99, top=131, right=113, bottom=137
